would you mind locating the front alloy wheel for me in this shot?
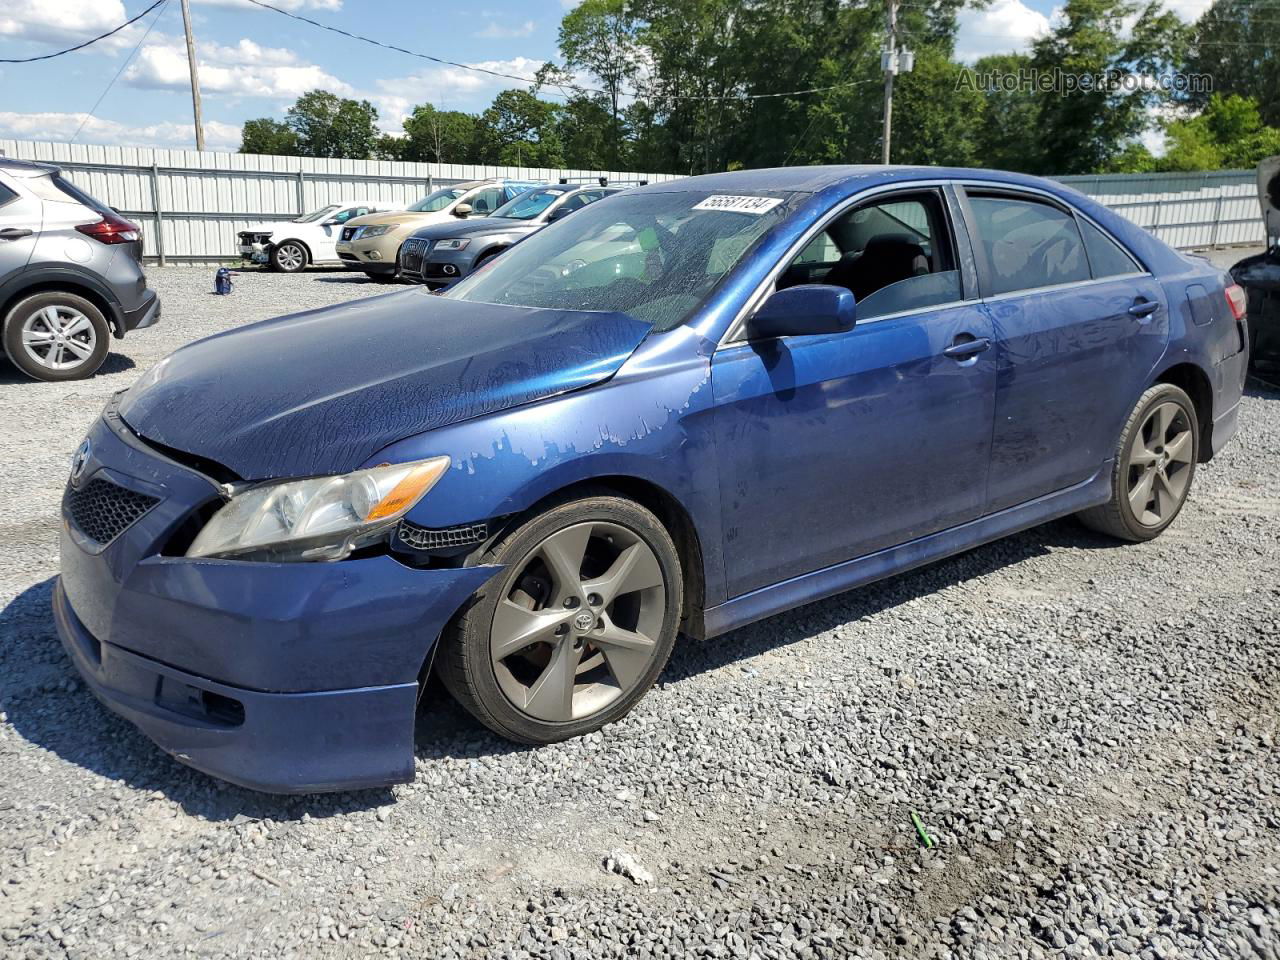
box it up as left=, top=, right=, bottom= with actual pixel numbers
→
left=437, top=492, right=681, bottom=743
left=271, top=241, right=307, bottom=272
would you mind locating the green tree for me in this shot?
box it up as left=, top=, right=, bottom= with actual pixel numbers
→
left=1186, top=0, right=1280, bottom=126
left=1160, top=94, right=1280, bottom=170
left=1030, top=0, right=1187, bottom=174
left=285, top=90, right=381, bottom=159
left=474, top=89, right=565, bottom=167
left=401, top=104, right=481, bottom=164
left=965, top=53, right=1042, bottom=172
left=557, top=0, right=642, bottom=166
left=239, top=117, right=298, bottom=156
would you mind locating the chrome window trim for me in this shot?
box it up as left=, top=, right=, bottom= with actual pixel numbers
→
left=719, top=179, right=960, bottom=348
left=979, top=271, right=1153, bottom=305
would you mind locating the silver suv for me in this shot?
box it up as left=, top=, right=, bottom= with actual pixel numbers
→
left=0, top=158, right=159, bottom=381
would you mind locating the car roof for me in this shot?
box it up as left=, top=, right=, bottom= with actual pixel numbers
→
left=0, top=157, right=58, bottom=179
left=630, top=165, right=1080, bottom=199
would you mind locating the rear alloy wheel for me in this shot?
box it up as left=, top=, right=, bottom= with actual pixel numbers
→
left=1078, top=383, right=1199, bottom=541
left=437, top=492, right=682, bottom=743
left=3, top=292, right=110, bottom=382
left=270, top=240, right=307, bottom=273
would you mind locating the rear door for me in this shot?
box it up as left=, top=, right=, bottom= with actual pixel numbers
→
left=960, top=186, right=1168, bottom=511
left=0, top=174, right=42, bottom=279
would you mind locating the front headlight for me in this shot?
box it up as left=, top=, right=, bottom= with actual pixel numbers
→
left=187, top=456, right=450, bottom=561
left=435, top=238, right=471, bottom=250
left=359, top=224, right=398, bottom=238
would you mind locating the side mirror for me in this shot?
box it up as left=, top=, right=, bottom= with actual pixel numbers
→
left=749, top=284, right=856, bottom=339
left=548, top=205, right=574, bottom=222
left=452, top=203, right=473, bottom=218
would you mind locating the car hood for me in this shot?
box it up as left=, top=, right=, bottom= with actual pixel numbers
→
left=118, top=290, right=653, bottom=480
left=346, top=210, right=444, bottom=229
left=411, top=217, right=539, bottom=240
left=1259, top=156, right=1280, bottom=243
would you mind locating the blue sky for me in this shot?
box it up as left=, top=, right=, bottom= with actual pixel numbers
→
left=0, top=0, right=1209, bottom=153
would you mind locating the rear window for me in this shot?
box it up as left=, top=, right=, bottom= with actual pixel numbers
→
left=26, top=173, right=111, bottom=212
left=968, top=194, right=1089, bottom=295
left=1080, top=219, right=1141, bottom=278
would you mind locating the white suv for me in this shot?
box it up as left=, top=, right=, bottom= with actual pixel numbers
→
left=238, top=200, right=395, bottom=273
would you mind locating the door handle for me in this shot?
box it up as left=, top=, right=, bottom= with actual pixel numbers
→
left=1128, top=299, right=1160, bottom=318
left=0, top=228, right=33, bottom=241
left=943, top=336, right=991, bottom=359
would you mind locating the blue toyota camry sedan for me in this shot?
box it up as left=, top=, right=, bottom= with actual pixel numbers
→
left=55, top=166, right=1250, bottom=793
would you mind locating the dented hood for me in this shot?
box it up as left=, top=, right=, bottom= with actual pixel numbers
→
left=118, top=289, right=652, bottom=479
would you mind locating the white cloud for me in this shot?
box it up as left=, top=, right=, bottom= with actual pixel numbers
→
left=475, top=19, right=537, bottom=39
left=0, top=0, right=146, bottom=51
left=0, top=111, right=241, bottom=150
left=124, top=36, right=352, bottom=98
left=368, top=57, right=552, bottom=127
left=1160, top=0, right=1215, bottom=20
left=954, top=0, right=1052, bottom=62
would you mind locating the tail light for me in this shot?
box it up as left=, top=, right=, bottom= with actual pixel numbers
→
left=1225, top=283, right=1247, bottom=321
left=76, top=212, right=140, bottom=245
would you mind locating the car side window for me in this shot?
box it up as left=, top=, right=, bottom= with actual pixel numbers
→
left=1080, top=218, right=1142, bottom=278
left=968, top=194, right=1090, bottom=295
left=332, top=207, right=368, bottom=223
left=469, top=187, right=504, bottom=214
left=781, top=190, right=962, bottom=321
left=0, top=182, right=17, bottom=208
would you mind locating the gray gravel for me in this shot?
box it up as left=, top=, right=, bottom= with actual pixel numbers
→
left=1, top=265, right=1279, bottom=959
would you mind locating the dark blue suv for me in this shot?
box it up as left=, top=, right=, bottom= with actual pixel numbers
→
left=54, top=167, right=1250, bottom=792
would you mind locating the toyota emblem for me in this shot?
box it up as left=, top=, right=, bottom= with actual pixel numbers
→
left=573, top=611, right=595, bottom=632
left=70, top=439, right=91, bottom=486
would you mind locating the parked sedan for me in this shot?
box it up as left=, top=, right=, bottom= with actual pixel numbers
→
left=400, top=183, right=624, bottom=289
left=55, top=166, right=1249, bottom=792
left=237, top=200, right=389, bottom=273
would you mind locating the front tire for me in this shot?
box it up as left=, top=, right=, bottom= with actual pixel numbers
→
left=1078, top=383, right=1199, bottom=541
left=270, top=240, right=307, bottom=273
left=3, top=292, right=110, bottom=382
left=437, top=491, right=682, bottom=744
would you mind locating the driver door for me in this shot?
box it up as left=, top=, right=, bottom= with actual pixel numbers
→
left=317, top=205, right=371, bottom=261
left=710, top=187, right=998, bottom=597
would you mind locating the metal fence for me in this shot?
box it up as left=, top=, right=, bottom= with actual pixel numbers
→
left=1054, top=169, right=1263, bottom=249
left=0, top=139, right=680, bottom=264
left=0, top=139, right=1266, bottom=260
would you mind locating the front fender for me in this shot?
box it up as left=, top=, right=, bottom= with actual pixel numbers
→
left=367, top=340, right=727, bottom=604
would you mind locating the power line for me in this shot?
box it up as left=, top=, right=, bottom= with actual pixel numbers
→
left=240, top=0, right=883, bottom=103
left=72, top=0, right=171, bottom=144
left=0, top=0, right=167, bottom=63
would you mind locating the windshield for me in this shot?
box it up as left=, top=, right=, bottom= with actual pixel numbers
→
left=447, top=190, right=794, bottom=331
left=492, top=187, right=568, bottom=221
left=293, top=204, right=340, bottom=224
left=408, top=187, right=468, bottom=213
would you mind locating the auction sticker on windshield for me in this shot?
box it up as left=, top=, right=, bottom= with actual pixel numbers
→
left=692, top=195, right=784, bottom=214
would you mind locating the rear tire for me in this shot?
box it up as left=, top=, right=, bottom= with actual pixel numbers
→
left=3, top=291, right=110, bottom=382
left=1078, top=383, right=1199, bottom=541
left=437, top=490, right=682, bottom=744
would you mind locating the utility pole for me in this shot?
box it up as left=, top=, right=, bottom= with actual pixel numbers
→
left=880, top=0, right=913, bottom=164
left=179, top=0, right=205, bottom=151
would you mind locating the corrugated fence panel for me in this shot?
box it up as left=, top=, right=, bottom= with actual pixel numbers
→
left=1056, top=169, right=1265, bottom=249
left=0, top=139, right=1263, bottom=257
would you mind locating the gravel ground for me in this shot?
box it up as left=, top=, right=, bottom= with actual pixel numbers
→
left=1, top=264, right=1278, bottom=960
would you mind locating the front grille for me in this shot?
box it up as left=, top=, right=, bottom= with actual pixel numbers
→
left=397, top=520, right=488, bottom=553
left=65, top=478, right=159, bottom=546
left=338, top=252, right=358, bottom=262
left=340, top=226, right=359, bottom=242
left=238, top=232, right=270, bottom=244
left=400, top=239, right=430, bottom=275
